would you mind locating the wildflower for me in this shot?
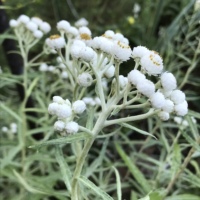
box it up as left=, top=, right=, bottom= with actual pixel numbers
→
left=132, top=46, right=150, bottom=59
left=57, top=20, right=71, bottom=32
left=67, top=27, right=79, bottom=37
left=127, top=16, right=135, bottom=25
left=10, top=123, right=17, bottom=134
left=170, top=89, right=185, bottom=104
left=31, top=17, right=43, bottom=26
left=136, top=79, right=155, bottom=98
left=2, top=127, right=8, bottom=133
left=150, top=91, right=165, bottom=109
left=128, top=69, right=146, bottom=85
left=158, top=111, right=170, bottom=121
left=174, top=100, right=188, bottom=116
left=161, top=99, right=174, bottom=113
left=26, top=21, right=38, bottom=32
left=160, top=72, right=177, bottom=91
left=104, top=30, right=115, bottom=39
left=79, top=26, right=91, bottom=36
left=72, top=100, right=86, bottom=114
left=82, top=97, right=96, bottom=106
left=9, top=19, right=19, bottom=27
left=39, top=63, right=48, bottom=71
left=79, top=46, right=95, bottom=62
left=46, top=35, right=65, bottom=49
left=33, top=30, right=43, bottom=38
left=104, top=65, right=115, bottom=78
left=77, top=73, right=93, bottom=87
left=54, top=120, right=65, bottom=131
left=48, top=102, right=60, bottom=115
left=39, top=22, right=51, bottom=33
left=75, top=18, right=89, bottom=27
left=141, top=51, right=164, bottom=75
left=112, top=41, right=132, bottom=62
left=65, top=121, right=79, bottom=134
left=119, top=75, right=128, bottom=89
left=18, top=15, right=30, bottom=24
left=61, top=71, right=68, bottom=79
left=56, top=104, right=72, bottom=119
left=53, top=96, right=65, bottom=104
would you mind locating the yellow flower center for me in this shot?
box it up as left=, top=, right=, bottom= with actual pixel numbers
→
left=80, top=33, right=91, bottom=40
left=50, top=34, right=61, bottom=40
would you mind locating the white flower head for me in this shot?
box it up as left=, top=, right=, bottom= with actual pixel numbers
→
left=2, top=126, right=8, bottom=133
left=53, top=96, right=65, bottom=104
left=77, top=72, right=93, bottom=87
left=56, top=104, right=72, bottom=119
left=72, top=100, right=86, bottom=114
left=161, top=99, right=174, bottom=113
left=104, top=30, right=115, bottom=39
left=159, top=89, right=172, bottom=98
left=33, top=30, right=43, bottom=38
left=141, top=51, right=164, bottom=75
left=158, top=111, right=170, bottom=121
left=119, top=75, right=128, bottom=89
left=94, top=97, right=101, bottom=105
left=18, top=15, right=30, bottom=24
left=82, top=97, right=96, bottom=106
left=132, top=46, right=150, bottom=59
left=9, top=19, right=19, bottom=28
left=10, top=123, right=17, bottom=134
left=128, top=69, right=146, bottom=85
left=46, top=35, right=65, bottom=49
left=161, top=72, right=177, bottom=91
left=65, top=121, right=79, bottom=134
left=48, top=102, right=59, bottom=115
left=79, top=46, right=95, bottom=62
left=79, top=26, right=91, bottom=36
left=39, top=63, right=48, bottom=71
left=57, top=20, right=71, bottom=32
left=113, top=33, right=124, bottom=42
left=39, top=22, right=51, bottom=33
left=150, top=91, right=165, bottom=109
left=26, top=21, right=38, bottom=32
left=112, top=41, right=132, bottom=62
left=31, top=17, right=43, bottom=26
left=104, top=65, right=115, bottom=78
left=99, top=37, right=114, bottom=54
left=61, top=71, right=68, bottom=79
left=174, top=100, right=188, bottom=116
left=67, top=26, right=79, bottom=37
left=170, top=89, right=186, bottom=104
left=75, top=18, right=89, bottom=27
left=91, top=36, right=103, bottom=50
left=54, top=120, right=65, bottom=131
left=137, top=79, right=155, bottom=98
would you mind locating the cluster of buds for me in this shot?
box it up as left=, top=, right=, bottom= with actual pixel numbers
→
left=9, top=15, right=51, bottom=41
left=2, top=123, right=17, bottom=135
left=48, top=96, right=86, bottom=135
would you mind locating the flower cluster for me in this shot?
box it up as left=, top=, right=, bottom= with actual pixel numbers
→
left=48, top=96, right=86, bottom=135
left=128, top=46, right=188, bottom=121
left=9, top=15, right=51, bottom=40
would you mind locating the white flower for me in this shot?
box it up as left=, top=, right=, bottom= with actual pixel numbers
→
left=48, top=65, right=56, bottom=72
left=150, top=91, right=165, bottom=109
left=61, top=71, right=68, bottom=79
left=40, top=22, right=51, bottom=33
left=94, top=97, right=101, bottom=105
left=9, top=19, right=19, bottom=28
left=113, top=33, right=124, bottom=42
left=141, top=51, right=164, bottom=75
left=174, top=100, right=188, bottom=116
left=33, top=30, right=43, bottom=38
left=136, top=79, right=155, bottom=98
left=79, top=26, right=91, bottom=36
left=79, top=46, right=95, bottom=62
left=91, top=36, right=103, bottom=50
left=119, top=75, right=128, bottom=89
left=72, top=100, right=86, bottom=114
left=46, top=35, right=65, bottom=49
left=48, top=102, right=59, bottom=115
left=104, top=65, right=115, bottom=78
left=132, top=46, right=150, bottom=59
left=122, top=37, right=129, bottom=45
left=161, top=99, right=174, bottom=113
left=53, top=96, right=65, bottom=104
left=56, top=104, right=72, bottom=119
left=2, top=126, right=8, bottom=133
left=67, top=27, right=79, bottom=37
left=31, top=17, right=43, bottom=26
left=57, top=20, right=71, bottom=32
left=128, top=69, right=146, bottom=85
left=100, top=37, right=114, bottom=54
left=170, top=89, right=185, bottom=104
left=39, top=63, right=48, bottom=71
left=26, top=21, right=38, bottom=32
left=77, top=72, right=93, bottom=87
left=82, top=97, right=96, bottom=106
left=75, top=18, right=89, bottom=27
left=65, top=121, right=79, bottom=134
left=112, top=41, right=132, bottom=62
left=18, top=15, right=30, bottom=24
left=158, top=111, right=170, bottom=121
left=54, top=120, right=65, bottom=131
left=104, top=30, right=115, bottom=38
left=174, top=116, right=189, bottom=127
left=159, top=89, right=172, bottom=98
left=161, top=72, right=177, bottom=91
left=10, top=123, right=17, bottom=133
left=57, top=56, right=62, bottom=63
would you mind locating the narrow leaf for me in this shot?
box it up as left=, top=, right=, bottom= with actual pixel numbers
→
left=112, top=166, right=122, bottom=200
